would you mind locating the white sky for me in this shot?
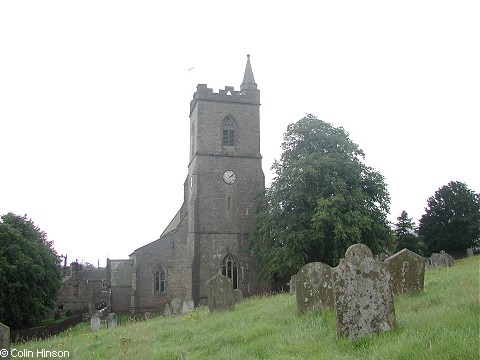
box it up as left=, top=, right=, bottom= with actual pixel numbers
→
left=1, top=1, right=478, bottom=267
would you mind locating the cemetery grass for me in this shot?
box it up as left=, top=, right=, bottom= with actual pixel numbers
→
left=12, top=257, right=479, bottom=359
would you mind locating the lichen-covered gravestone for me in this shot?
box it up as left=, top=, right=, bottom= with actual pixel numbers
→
left=430, top=250, right=454, bottom=268
left=107, top=313, right=117, bottom=329
left=90, top=313, right=101, bottom=332
left=0, top=322, right=10, bottom=360
left=206, top=273, right=234, bottom=312
left=385, top=248, right=425, bottom=295
left=332, top=244, right=396, bottom=340
left=295, top=262, right=334, bottom=314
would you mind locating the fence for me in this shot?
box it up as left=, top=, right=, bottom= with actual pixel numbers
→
left=11, top=314, right=83, bottom=343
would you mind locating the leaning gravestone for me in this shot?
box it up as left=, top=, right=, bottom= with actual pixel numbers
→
left=295, top=262, right=334, bottom=314
left=233, top=289, right=244, bottom=303
left=90, top=313, right=101, bottom=332
left=385, top=248, right=425, bottom=295
left=332, top=244, right=396, bottom=340
left=107, top=313, right=117, bottom=329
left=0, top=322, right=10, bottom=360
left=206, top=273, right=234, bottom=312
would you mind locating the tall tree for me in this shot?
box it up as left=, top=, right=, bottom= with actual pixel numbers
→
left=248, top=114, right=392, bottom=280
left=394, top=210, right=423, bottom=254
left=418, top=181, right=480, bottom=254
left=0, top=213, right=61, bottom=329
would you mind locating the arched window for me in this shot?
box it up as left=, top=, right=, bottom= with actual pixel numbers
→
left=221, top=254, right=239, bottom=289
left=222, top=115, right=236, bottom=146
left=154, top=267, right=166, bottom=293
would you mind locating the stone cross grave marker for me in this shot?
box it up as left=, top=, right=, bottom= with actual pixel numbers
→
left=90, top=313, right=101, bottom=332
left=332, top=244, right=396, bottom=340
left=206, top=273, right=234, bottom=312
left=295, top=262, right=334, bottom=314
left=107, top=313, right=117, bottom=329
left=385, top=248, right=425, bottom=295
left=0, top=322, right=10, bottom=360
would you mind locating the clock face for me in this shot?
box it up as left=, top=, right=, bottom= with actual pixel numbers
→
left=223, top=170, right=236, bottom=184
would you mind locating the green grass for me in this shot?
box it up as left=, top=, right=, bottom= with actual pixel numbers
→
left=11, top=256, right=479, bottom=359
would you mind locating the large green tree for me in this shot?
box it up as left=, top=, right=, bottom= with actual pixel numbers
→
left=248, top=114, right=392, bottom=280
left=394, top=210, right=424, bottom=254
left=418, top=181, right=480, bottom=254
left=0, top=213, right=61, bottom=329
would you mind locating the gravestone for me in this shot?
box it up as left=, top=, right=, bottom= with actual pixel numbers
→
left=287, top=275, right=297, bottom=294
left=206, top=273, right=234, bottom=312
left=0, top=322, right=10, bottom=360
left=332, top=244, right=396, bottom=340
left=430, top=250, right=454, bottom=268
left=163, top=302, right=172, bottom=316
left=181, top=299, right=195, bottom=315
left=107, top=313, right=117, bottom=329
left=90, top=313, right=101, bottom=331
left=295, top=262, right=334, bottom=314
left=170, top=298, right=183, bottom=314
left=385, top=248, right=425, bottom=295
left=143, top=312, right=152, bottom=319
left=233, top=289, right=244, bottom=303
left=466, top=248, right=474, bottom=258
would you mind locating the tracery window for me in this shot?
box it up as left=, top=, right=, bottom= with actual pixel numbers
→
left=154, top=267, right=166, bottom=293
left=221, top=254, right=239, bottom=289
left=222, top=115, right=236, bottom=146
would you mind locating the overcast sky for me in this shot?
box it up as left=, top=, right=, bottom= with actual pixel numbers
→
left=1, top=1, right=478, bottom=266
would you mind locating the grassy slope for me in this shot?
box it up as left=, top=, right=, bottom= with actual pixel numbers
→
left=12, top=256, right=479, bottom=360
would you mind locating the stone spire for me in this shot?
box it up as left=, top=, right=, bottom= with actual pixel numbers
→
left=240, top=54, right=258, bottom=91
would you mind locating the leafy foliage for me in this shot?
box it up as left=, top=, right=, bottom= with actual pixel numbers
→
left=248, top=114, right=392, bottom=280
left=394, top=210, right=424, bottom=254
left=0, top=213, right=62, bottom=329
left=418, top=181, right=480, bottom=254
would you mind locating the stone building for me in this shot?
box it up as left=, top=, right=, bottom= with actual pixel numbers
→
left=108, top=56, right=270, bottom=313
left=55, top=263, right=108, bottom=313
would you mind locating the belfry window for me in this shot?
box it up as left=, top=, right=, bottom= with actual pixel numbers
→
left=222, top=116, right=235, bottom=146
left=221, top=254, right=239, bottom=289
left=154, top=267, right=166, bottom=293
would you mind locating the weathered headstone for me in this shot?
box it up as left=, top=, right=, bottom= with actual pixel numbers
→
left=295, top=262, right=334, bottom=314
left=90, top=313, right=101, bottom=331
left=287, top=274, right=297, bottom=294
left=206, top=273, right=234, bottom=312
left=163, top=302, right=172, bottom=316
left=430, top=250, right=454, bottom=268
left=143, top=312, right=152, bottom=320
left=107, top=312, right=117, bottom=329
left=233, top=289, right=244, bottom=303
left=181, top=299, right=195, bottom=315
left=332, top=244, right=396, bottom=340
left=385, top=248, right=426, bottom=295
left=466, top=248, right=474, bottom=258
left=0, top=322, right=10, bottom=360
left=170, top=298, right=183, bottom=314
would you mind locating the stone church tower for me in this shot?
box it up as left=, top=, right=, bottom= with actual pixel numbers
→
left=108, top=56, right=269, bottom=312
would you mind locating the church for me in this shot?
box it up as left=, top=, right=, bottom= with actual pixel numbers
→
left=107, top=56, right=270, bottom=313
